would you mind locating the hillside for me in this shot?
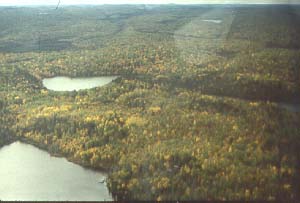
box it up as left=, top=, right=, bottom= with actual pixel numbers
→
left=0, top=4, right=299, bottom=200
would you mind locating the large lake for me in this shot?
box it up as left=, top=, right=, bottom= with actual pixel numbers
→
left=42, top=76, right=118, bottom=91
left=0, top=142, right=112, bottom=201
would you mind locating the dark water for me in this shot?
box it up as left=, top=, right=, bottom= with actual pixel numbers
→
left=278, top=103, right=300, bottom=113
left=0, top=142, right=112, bottom=201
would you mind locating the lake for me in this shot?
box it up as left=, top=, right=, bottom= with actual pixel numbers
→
left=42, top=76, right=118, bottom=91
left=0, top=142, right=112, bottom=201
left=202, top=19, right=222, bottom=24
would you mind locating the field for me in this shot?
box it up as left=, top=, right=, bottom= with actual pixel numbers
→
left=0, top=4, right=299, bottom=200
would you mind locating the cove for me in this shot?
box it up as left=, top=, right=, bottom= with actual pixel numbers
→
left=42, top=76, right=118, bottom=91
left=0, top=142, right=112, bottom=201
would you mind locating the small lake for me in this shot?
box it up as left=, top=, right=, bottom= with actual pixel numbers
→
left=0, top=142, right=112, bottom=201
left=202, top=19, right=222, bottom=24
left=42, top=76, right=118, bottom=91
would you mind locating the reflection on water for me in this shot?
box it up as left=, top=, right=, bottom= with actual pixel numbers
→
left=42, top=76, right=118, bottom=91
left=0, top=142, right=112, bottom=201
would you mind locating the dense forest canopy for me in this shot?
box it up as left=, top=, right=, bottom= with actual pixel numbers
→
left=0, top=4, right=299, bottom=201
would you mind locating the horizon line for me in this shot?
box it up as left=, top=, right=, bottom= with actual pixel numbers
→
left=0, top=3, right=299, bottom=6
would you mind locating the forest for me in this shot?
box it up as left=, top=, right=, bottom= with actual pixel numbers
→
left=0, top=4, right=299, bottom=200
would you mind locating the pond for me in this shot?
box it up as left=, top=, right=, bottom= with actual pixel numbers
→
left=202, top=19, right=222, bottom=24
left=42, top=76, right=118, bottom=91
left=0, top=142, right=112, bottom=201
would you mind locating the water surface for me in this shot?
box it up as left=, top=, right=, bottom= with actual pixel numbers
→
left=202, top=19, right=222, bottom=24
left=0, top=142, right=112, bottom=201
left=42, top=76, right=118, bottom=91
left=278, top=103, right=300, bottom=113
